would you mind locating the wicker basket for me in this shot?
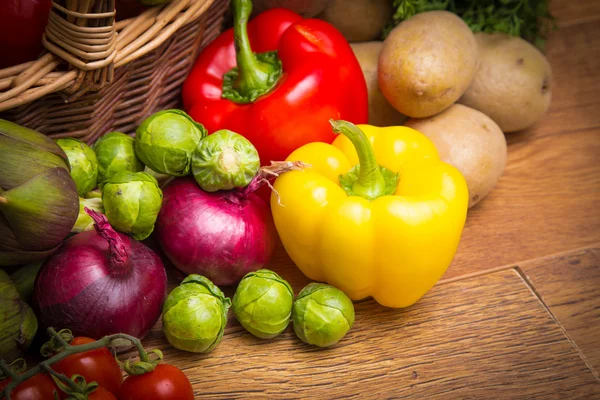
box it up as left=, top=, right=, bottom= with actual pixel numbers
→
left=0, top=0, right=229, bottom=144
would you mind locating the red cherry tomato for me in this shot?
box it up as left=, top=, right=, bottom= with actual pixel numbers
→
left=119, top=364, right=194, bottom=400
left=53, top=337, right=123, bottom=396
left=89, top=386, right=118, bottom=400
left=0, top=374, right=59, bottom=400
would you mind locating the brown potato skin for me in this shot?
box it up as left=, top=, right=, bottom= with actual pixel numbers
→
left=405, top=104, right=507, bottom=207
left=378, top=11, right=478, bottom=118
left=459, top=33, right=552, bottom=133
left=319, top=0, right=392, bottom=42
left=351, top=42, right=407, bottom=127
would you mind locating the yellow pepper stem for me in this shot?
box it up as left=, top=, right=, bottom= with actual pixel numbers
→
left=329, top=120, right=387, bottom=200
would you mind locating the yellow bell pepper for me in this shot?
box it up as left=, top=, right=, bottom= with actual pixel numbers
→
left=271, top=120, right=468, bottom=308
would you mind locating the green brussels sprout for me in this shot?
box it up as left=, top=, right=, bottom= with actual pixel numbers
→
left=72, top=197, right=104, bottom=233
left=93, top=132, right=144, bottom=188
left=292, top=283, right=355, bottom=347
left=135, top=109, right=207, bottom=177
left=232, top=269, right=293, bottom=339
left=10, top=261, right=43, bottom=303
left=192, top=130, right=260, bottom=192
left=56, top=138, right=98, bottom=196
left=102, top=171, right=162, bottom=240
left=162, top=274, right=231, bottom=353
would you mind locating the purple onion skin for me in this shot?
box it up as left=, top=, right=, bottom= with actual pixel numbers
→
left=155, top=177, right=277, bottom=286
left=34, top=215, right=167, bottom=339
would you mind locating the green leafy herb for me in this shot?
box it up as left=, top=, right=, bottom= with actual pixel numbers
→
left=385, top=0, right=555, bottom=51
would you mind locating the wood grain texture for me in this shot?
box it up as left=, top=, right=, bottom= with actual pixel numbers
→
left=550, top=1, right=600, bottom=27
left=519, top=247, right=600, bottom=375
left=133, top=270, right=600, bottom=398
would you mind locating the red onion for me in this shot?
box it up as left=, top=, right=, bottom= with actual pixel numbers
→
left=155, top=163, right=302, bottom=286
left=34, top=209, right=167, bottom=339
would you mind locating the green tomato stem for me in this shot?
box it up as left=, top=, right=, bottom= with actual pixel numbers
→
left=222, top=0, right=282, bottom=103
left=0, top=328, right=156, bottom=400
left=330, top=120, right=387, bottom=200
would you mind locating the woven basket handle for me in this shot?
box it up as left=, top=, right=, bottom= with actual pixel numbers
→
left=42, top=0, right=117, bottom=95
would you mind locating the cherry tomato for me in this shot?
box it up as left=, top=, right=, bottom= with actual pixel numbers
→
left=53, top=337, right=123, bottom=396
left=88, top=386, right=118, bottom=400
left=0, top=374, right=59, bottom=400
left=119, top=364, right=194, bottom=400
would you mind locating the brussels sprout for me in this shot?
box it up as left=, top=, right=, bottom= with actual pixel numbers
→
left=72, top=197, right=104, bottom=233
left=192, top=130, right=260, bottom=192
left=102, top=171, right=162, bottom=240
left=0, top=269, right=38, bottom=362
left=162, top=274, right=231, bottom=353
left=56, top=138, right=98, bottom=196
left=135, top=109, right=207, bottom=177
left=10, top=261, right=43, bottom=303
left=232, top=269, right=293, bottom=339
left=93, top=132, right=144, bottom=188
left=292, top=283, right=355, bottom=347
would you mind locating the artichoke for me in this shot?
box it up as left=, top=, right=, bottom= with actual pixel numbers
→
left=233, top=269, right=293, bottom=339
left=0, top=119, right=79, bottom=266
left=192, top=129, right=260, bottom=192
left=292, top=283, right=355, bottom=347
left=135, top=109, right=207, bottom=177
left=56, top=138, right=98, bottom=196
left=0, top=269, right=38, bottom=363
left=93, top=132, right=144, bottom=188
left=162, top=275, right=231, bottom=353
left=102, top=171, right=162, bottom=240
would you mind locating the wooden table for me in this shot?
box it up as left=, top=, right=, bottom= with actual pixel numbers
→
left=139, top=1, right=600, bottom=397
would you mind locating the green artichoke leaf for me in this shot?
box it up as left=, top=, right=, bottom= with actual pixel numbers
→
left=0, top=127, right=69, bottom=190
left=0, top=168, right=79, bottom=251
left=135, top=109, right=207, bottom=177
left=0, top=269, right=38, bottom=363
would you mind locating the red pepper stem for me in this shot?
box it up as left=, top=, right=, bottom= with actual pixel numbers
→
left=330, top=120, right=387, bottom=200
left=224, top=0, right=282, bottom=103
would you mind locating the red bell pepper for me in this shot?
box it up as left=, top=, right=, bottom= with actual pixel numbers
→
left=182, top=0, right=368, bottom=164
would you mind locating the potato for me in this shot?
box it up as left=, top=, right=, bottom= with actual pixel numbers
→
left=405, top=104, right=507, bottom=207
left=251, top=0, right=331, bottom=18
left=378, top=11, right=478, bottom=118
left=459, top=33, right=552, bottom=133
left=319, top=0, right=392, bottom=42
left=350, top=42, right=407, bottom=127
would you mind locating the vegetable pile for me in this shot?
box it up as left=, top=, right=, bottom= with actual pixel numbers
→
left=1, top=0, right=557, bottom=393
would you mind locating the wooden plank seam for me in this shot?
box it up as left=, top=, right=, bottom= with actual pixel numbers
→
left=514, top=266, right=600, bottom=382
